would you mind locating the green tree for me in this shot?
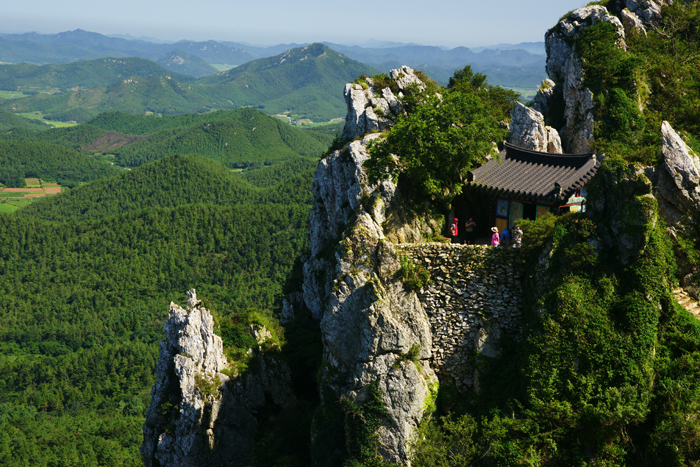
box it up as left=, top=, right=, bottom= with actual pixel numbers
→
left=366, top=89, right=506, bottom=206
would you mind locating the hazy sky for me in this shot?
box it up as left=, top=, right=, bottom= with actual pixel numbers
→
left=2, top=0, right=587, bottom=47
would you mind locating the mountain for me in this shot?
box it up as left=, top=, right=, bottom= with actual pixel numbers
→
left=0, top=44, right=380, bottom=121
left=16, top=153, right=312, bottom=221
left=0, top=29, right=256, bottom=66
left=100, top=108, right=332, bottom=168
left=3, top=108, right=332, bottom=169
left=0, top=139, right=121, bottom=188
left=195, top=43, right=380, bottom=120
left=322, top=42, right=546, bottom=90
left=0, top=57, right=196, bottom=92
left=0, top=152, right=314, bottom=465
left=169, top=40, right=254, bottom=64
left=157, top=49, right=219, bottom=78
left=220, top=42, right=309, bottom=59
left=471, top=41, right=546, bottom=55
left=323, top=42, right=545, bottom=69
left=0, top=109, right=50, bottom=131
left=0, top=75, right=213, bottom=119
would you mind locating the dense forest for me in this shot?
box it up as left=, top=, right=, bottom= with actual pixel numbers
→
left=1, top=108, right=333, bottom=170
left=0, top=140, right=121, bottom=188
left=0, top=152, right=314, bottom=465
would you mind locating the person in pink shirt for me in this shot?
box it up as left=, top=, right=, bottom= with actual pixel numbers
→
left=491, top=226, right=500, bottom=247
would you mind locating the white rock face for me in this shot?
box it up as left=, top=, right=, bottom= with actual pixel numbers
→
left=142, top=289, right=295, bottom=467
left=655, top=121, right=700, bottom=227
left=303, top=82, right=441, bottom=461
left=624, top=0, right=673, bottom=25
left=621, top=8, right=647, bottom=36
left=390, top=65, right=426, bottom=92
left=341, top=66, right=425, bottom=141
left=561, top=54, right=596, bottom=154
left=544, top=5, right=624, bottom=153
left=510, top=102, right=562, bottom=154
left=532, top=79, right=556, bottom=115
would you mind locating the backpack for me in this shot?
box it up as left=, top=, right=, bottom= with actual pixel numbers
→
left=451, top=223, right=458, bottom=236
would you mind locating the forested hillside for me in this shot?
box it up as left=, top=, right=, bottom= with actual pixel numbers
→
left=0, top=154, right=314, bottom=465
left=156, top=49, right=219, bottom=78
left=2, top=108, right=334, bottom=170
left=0, top=44, right=379, bottom=122
left=0, top=140, right=121, bottom=188
left=0, top=109, right=50, bottom=131
left=0, top=57, right=195, bottom=92
left=17, top=154, right=313, bottom=221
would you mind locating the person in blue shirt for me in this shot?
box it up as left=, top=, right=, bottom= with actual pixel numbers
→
left=499, top=227, right=511, bottom=247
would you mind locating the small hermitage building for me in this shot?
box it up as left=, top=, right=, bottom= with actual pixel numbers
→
left=466, top=142, right=601, bottom=232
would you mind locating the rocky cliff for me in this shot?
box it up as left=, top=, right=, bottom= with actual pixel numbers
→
left=141, top=289, right=295, bottom=467
left=304, top=69, right=438, bottom=459
left=543, top=5, right=626, bottom=153
left=300, top=66, right=527, bottom=465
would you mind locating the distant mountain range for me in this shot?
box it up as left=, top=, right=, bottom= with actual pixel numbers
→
left=0, top=29, right=545, bottom=87
left=0, top=29, right=548, bottom=121
left=157, top=50, right=219, bottom=78
left=0, top=44, right=379, bottom=122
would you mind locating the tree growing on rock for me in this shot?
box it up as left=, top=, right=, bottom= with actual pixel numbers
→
left=365, top=69, right=514, bottom=207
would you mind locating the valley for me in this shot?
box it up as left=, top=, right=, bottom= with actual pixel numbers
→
left=3, top=1, right=700, bottom=466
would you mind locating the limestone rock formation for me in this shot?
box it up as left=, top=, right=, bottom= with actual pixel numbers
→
left=587, top=163, right=656, bottom=265
left=545, top=5, right=626, bottom=153
left=341, top=66, right=425, bottom=141
left=142, top=289, right=295, bottom=467
left=391, top=65, right=426, bottom=93
left=621, top=8, right=647, bottom=36
left=532, top=78, right=556, bottom=115
left=654, top=121, right=700, bottom=228
left=617, top=0, right=673, bottom=25
left=302, top=68, right=463, bottom=464
left=510, top=102, right=562, bottom=154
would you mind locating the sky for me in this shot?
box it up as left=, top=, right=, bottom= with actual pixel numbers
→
left=2, top=0, right=588, bottom=48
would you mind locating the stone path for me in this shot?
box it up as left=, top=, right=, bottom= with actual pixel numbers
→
left=673, top=287, right=700, bottom=320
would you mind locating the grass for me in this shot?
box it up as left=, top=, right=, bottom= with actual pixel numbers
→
left=0, top=91, right=26, bottom=100
left=210, top=64, right=238, bottom=72
left=25, top=178, right=41, bottom=188
left=0, top=204, right=19, bottom=214
left=17, top=112, right=78, bottom=128
left=504, top=87, right=538, bottom=101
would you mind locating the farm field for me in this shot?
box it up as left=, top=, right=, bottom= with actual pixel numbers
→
left=0, top=91, right=26, bottom=100
left=210, top=64, right=238, bottom=72
left=0, top=179, right=63, bottom=213
left=18, top=111, right=78, bottom=128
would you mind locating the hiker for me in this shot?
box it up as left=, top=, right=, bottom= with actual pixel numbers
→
left=500, top=227, right=511, bottom=247
left=450, top=218, right=459, bottom=244
left=464, top=217, right=476, bottom=245
left=491, top=226, right=500, bottom=247
left=513, top=225, right=523, bottom=248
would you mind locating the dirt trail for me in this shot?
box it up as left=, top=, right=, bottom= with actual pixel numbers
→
left=673, top=287, right=700, bottom=320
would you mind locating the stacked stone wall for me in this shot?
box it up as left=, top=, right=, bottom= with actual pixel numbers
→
left=396, top=244, right=524, bottom=391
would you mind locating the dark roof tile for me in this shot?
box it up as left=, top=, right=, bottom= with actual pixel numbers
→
left=467, top=142, right=600, bottom=203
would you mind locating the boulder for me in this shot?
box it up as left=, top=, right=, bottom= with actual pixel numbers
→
left=341, top=67, right=419, bottom=141
left=532, top=79, right=556, bottom=115
left=621, top=8, right=647, bottom=36
left=390, top=65, right=426, bottom=92
left=509, top=102, right=562, bottom=154
left=622, top=0, right=673, bottom=25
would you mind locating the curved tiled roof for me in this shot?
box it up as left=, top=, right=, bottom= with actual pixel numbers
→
left=467, top=142, right=601, bottom=203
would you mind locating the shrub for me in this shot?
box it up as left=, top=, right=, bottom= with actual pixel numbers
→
left=396, top=255, right=431, bottom=290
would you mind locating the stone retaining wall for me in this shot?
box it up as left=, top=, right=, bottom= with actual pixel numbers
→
left=396, top=243, right=524, bottom=391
